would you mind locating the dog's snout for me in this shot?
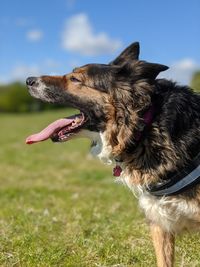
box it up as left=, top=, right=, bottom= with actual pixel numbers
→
left=26, top=77, right=37, bottom=86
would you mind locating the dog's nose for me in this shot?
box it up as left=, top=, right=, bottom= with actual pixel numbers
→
left=26, top=77, right=37, bottom=86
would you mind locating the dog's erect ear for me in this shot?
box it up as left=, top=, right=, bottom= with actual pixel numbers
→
left=135, top=61, right=169, bottom=79
left=110, top=42, right=140, bottom=65
left=119, top=61, right=169, bottom=80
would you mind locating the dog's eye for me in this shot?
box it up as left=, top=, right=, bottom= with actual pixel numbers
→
left=70, top=76, right=81, bottom=83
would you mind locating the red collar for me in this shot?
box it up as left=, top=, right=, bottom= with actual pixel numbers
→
left=135, top=105, right=155, bottom=141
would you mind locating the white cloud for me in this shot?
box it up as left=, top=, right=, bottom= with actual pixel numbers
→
left=159, top=58, right=200, bottom=85
left=0, top=60, right=64, bottom=84
left=11, top=64, right=41, bottom=82
left=0, top=64, right=41, bottom=84
left=61, top=13, right=122, bottom=56
left=27, top=29, right=43, bottom=42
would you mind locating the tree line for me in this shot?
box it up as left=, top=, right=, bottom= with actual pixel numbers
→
left=0, top=82, right=65, bottom=112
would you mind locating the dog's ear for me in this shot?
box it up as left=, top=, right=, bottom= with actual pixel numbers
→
left=110, top=42, right=140, bottom=65
left=135, top=61, right=169, bottom=79
left=119, top=61, right=169, bottom=80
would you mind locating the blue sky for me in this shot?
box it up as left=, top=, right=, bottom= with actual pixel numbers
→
left=0, top=0, right=199, bottom=84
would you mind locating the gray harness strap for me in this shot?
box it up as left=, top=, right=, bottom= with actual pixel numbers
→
left=148, top=152, right=200, bottom=196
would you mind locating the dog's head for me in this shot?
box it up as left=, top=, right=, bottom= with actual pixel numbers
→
left=26, top=42, right=168, bottom=160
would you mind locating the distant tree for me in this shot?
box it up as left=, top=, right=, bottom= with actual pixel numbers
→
left=191, top=71, right=200, bottom=92
left=0, top=82, right=65, bottom=113
left=0, top=82, right=41, bottom=112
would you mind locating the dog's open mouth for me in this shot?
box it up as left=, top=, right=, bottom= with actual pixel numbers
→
left=26, top=113, right=86, bottom=144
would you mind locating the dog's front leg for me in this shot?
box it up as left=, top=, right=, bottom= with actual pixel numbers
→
left=150, top=224, right=175, bottom=267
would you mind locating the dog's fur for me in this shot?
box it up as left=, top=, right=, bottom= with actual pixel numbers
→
left=27, top=42, right=200, bottom=267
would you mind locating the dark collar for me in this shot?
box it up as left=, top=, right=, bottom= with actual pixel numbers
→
left=148, top=151, right=200, bottom=196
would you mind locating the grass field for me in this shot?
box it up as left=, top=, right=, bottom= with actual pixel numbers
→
left=0, top=109, right=200, bottom=267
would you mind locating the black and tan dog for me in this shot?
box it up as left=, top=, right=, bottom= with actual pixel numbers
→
left=26, top=42, right=200, bottom=267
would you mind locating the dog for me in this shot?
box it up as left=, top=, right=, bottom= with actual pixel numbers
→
left=26, top=42, right=200, bottom=267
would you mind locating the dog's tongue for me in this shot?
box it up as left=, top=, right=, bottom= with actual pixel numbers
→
left=26, top=117, right=75, bottom=145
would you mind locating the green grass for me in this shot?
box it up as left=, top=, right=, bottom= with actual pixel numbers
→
left=0, top=109, right=200, bottom=267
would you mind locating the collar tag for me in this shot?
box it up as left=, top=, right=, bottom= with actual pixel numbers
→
left=113, top=165, right=122, bottom=177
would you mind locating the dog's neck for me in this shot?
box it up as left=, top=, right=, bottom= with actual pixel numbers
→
left=83, top=105, right=155, bottom=178
left=88, top=131, right=151, bottom=190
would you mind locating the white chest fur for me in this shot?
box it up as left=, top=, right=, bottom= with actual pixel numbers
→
left=120, top=173, right=200, bottom=233
left=139, top=192, right=200, bottom=232
left=79, top=129, right=200, bottom=233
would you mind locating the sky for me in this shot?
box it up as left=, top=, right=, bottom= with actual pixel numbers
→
left=0, top=0, right=199, bottom=85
